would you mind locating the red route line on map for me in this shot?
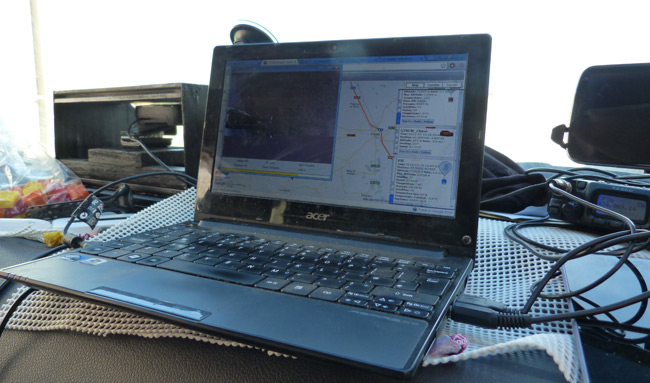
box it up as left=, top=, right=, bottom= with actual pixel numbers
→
left=349, top=81, right=393, bottom=159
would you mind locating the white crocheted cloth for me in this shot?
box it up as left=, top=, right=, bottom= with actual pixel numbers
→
left=1, top=188, right=595, bottom=381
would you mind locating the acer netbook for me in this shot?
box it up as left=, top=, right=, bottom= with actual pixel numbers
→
left=1, top=34, right=491, bottom=377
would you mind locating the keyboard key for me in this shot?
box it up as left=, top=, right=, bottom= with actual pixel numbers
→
left=217, top=260, right=245, bottom=270
left=417, top=281, right=449, bottom=296
left=367, top=275, right=395, bottom=287
left=370, top=302, right=398, bottom=313
left=312, top=267, right=341, bottom=278
left=289, top=263, right=316, bottom=273
left=344, top=292, right=373, bottom=301
left=153, top=250, right=182, bottom=258
left=340, top=297, right=368, bottom=308
left=194, top=256, right=221, bottom=266
left=182, top=245, right=210, bottom=254
left=263, top=268, right=294, bottom=278
left=315, top=277, right=345, bottom=289
left=117, top=253, right=149, bottom=262
left=343, top=282, right=374, bottom=294
left=371, top=269, right=397, bottom=278
left=394, top=281, right=418, bottom=291
left=371, top=286, right=439, bottom=306
left=374, top=296, right=403, bottom=306
left=267, top=259, right=292, bottom=269
left=289, top=273, right=318, bottom=283
left=395, top=259, right=414, bottom=266
left=422, top=268, right=455, bottom=279
left=404, top=301, right=434, bottom=311
left=99, top=249, right=131, bottom=259
left=136, top=257, right=169, bottom=266
left=122, top=236, right=151, bottom=244
left=273, top=252, right=298, bottom=260
left=399, top=307, right=432, bottom=320
left=158, top=259, right=264, bottom=286
left=122, top=244, right=146, bottom=251
left=394, top=271, right=417, bottom=281
left=374, top=255, right=395, bottom=264
left=415, top=277, right=450, bottom=296
left=173, top=253, right=202, bottom=262
left=256, top=244, right=284, bottom=252
left=220, top=252, right=248, bottom=261
left=437, top=265, right=458, bottom=273
left=198, top=249, right=228, bottom=257
left=281, top=282, right=317, bottom=296
left=310, top=287, right=344, bottom=302
left=239, top=264, right=270, bottom=275
left=255, top=277, right=291, bottom=291
left=318, top=259, right=343, bottom=268
left=296, top=256, right=319, bottom=264
left=342, top=272, right=366, bottom=282
left=336, top=250, right=356, bottom=257
left=243, top=255, right=270, bottom=266
left=249, top=249, right=275, bottom=257
left=80, top=245, right=114, bottom=255
left=136, top=246, right=163, bottom=255
left=321, top=253, right=348, bottom=263
left=343, top=263, right=370, bottom=273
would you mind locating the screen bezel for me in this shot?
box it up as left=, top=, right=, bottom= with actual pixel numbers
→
left=195, top=35, right=491, bottom=255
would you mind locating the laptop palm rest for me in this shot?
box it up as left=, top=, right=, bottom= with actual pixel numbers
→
left=4, top=255, right=428, bottom=371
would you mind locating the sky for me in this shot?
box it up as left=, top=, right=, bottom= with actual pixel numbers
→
left=2, top=0, right=649, bottom=166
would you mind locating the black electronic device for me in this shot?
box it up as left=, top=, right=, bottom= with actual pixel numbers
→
left=548, top=178, right=650, bottom=231
left=230, top=20, right=278, bottom=44
left=552, top=63, right=650, bottom=169
left=2, top=34, right=492, bottom=378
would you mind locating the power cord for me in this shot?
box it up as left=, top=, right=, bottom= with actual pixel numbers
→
left=0, top=287, right=35, bottom=340
left=126, top=119, right=198, bottom=188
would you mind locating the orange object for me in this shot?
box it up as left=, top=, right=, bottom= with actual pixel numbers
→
left=0, top=208, right=6, bottom=218
left=23, top=190, right=49, bottom=207
left=67, top=183, right=90, bottom=201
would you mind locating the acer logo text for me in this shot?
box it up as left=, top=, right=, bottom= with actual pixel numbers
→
left=306, top=212, right=330, bottom=221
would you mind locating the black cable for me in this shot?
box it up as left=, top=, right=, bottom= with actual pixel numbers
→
left=577, top=318, right=650, bottom=342
left=452, top=287, right=650, bottom=329
left=62, top=171, right=197, bottom=235
left=524, top=167, right=580, bottom=178
left=479, top=182, right=549, bottom=206
left=522, top=231, right=650, bottom=312
left=0, top=287, right=35, bottom=340
left=527, top=288, right=650, bottom=325
left=572, top=296, right=621, bottom=324
left=126, top=119, right=197, bottom=188
left=506, top=219, right=650, bottom=260
left=566, top=167, right=620, bottom=178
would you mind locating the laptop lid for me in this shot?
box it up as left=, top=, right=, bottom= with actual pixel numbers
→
left=195, top=34, right=491, bottom=256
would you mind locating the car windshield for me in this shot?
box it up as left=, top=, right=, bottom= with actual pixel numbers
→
left=1, top=0, right=648, bottom=168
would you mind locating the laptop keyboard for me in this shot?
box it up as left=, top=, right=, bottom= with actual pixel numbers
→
left=79, top=223, right=459, bottom=321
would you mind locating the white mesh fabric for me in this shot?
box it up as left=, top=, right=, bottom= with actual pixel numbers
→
left=0, top=188, right=594, bottom=382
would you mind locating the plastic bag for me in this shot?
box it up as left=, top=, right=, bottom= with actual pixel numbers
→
left=0, top=127, right=89, bottom=218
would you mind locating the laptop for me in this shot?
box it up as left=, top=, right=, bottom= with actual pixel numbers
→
left=1, top=34, right=491, bottom=377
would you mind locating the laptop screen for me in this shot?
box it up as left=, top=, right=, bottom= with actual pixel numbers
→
left=196, top=35, right=490, bottom=252
left=212, top=54, right=467, bottom=218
